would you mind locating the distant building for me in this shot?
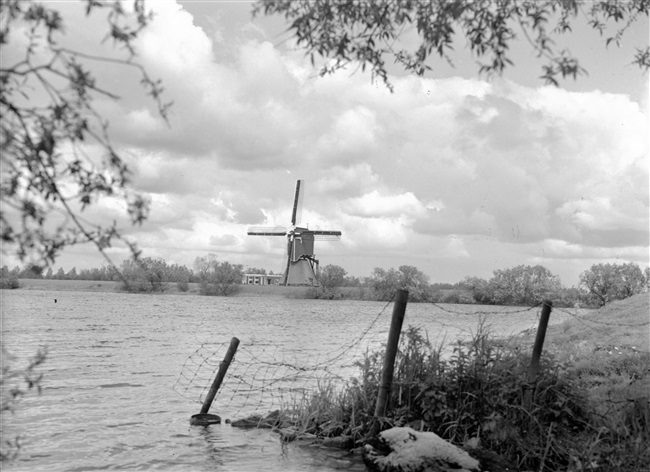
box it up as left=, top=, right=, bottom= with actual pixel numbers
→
left=241, top=273, right=283, bottom=285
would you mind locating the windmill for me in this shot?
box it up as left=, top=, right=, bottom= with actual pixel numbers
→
left=247, top=180, right=342, bottom=286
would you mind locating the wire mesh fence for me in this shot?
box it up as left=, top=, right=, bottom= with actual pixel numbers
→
left=173, top=299, right=396, bottom=417
left=173, top=294, right=649, bottom=419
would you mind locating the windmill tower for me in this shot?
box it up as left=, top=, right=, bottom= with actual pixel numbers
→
left=247, top=180, right=342, bottom=286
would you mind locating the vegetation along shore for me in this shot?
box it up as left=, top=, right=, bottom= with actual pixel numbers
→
left=3, top=257, right=648, bottom=308
left=263, top=293, right=650, bottom=472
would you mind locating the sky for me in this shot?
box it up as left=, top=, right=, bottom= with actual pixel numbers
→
left=4, top=0, right=649, bottom=285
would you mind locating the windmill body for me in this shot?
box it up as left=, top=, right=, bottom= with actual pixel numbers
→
left=248, top=180, right=341, bottom=286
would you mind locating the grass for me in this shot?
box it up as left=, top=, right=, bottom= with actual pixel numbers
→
left=11, top=278, right=312, bottom=298
left=279, top=293, right=650, bottom=472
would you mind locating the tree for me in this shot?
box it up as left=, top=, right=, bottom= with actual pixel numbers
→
left=0, top=265, right=19, bottom=289
left=118, top=257, right=168, bottom=293
left=464, top=266, right=563, bottom=305
left=579, top=262, right=646, bottom=306
left=463, top=276, right=493, bottom=304
left=194, top=254, right=218, bottom=281
left=344, top=275, right=361, bottom=287
left=1, top=0, right=170, bottom=269
left=369, top=265, right=433, bottom=301
left=489, top=264, right=561, bottom=305
left=18, top=263, right=43, bottom=279
left=369, top=267, right=402, bottom=301
left=66, top=267, right=78, bottom=280
left=195, top=255, right=243, bottom=296
left=398, top=265, right=433, bottom=300
left=167, top=263, right=192, bottom=292
left=316, top=264, right=348, bottom=298
left=254, top=1, right=649, bottom=90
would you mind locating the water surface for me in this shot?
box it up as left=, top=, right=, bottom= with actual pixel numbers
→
left=1, top=290, right=570, bottom=471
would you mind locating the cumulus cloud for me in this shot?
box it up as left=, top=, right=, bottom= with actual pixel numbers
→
left=17, top=0, right=646, bottom=284
left=209, top=234, right=239, bottom=247
left=140, top=3, right=647, bottom=279
left=344, top=191, right=426, bottom=218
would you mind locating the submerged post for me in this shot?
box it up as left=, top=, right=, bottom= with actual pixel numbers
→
left=525, top=300, right=552, bottom=408
left=200, top=337, right=240, bottom=415
left=374, top=289, right=409, bottom=418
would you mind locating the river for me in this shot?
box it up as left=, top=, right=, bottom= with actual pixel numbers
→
left=1, top=289, right=571, bottom=471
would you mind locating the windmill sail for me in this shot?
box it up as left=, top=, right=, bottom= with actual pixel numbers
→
left=291, top=180, right=304, bottom=226
left=247, top=226, right=287, bottom=236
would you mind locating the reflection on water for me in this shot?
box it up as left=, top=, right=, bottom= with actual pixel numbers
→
left=1, top=290, right=570, bottom=471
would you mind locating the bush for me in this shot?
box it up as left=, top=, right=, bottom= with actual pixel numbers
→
left=283, top=324, right=649, bottom=472
left=176, top=278, right=189, bottom=292
left=195, top=257, right=243, bottom=297
left=117, top=257, right=168, bottom=293
left=118, top=278, right=168, bottom=293
left=0, top=276, right=20, bottom=289
left=199, top=280, right=240, bottom=296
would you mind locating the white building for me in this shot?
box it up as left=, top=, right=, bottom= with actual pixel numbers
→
left=241, top=273, right=283, bottom=285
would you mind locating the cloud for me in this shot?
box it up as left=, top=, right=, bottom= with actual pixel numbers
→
left=344, top=191, right=426, bottom=218
left=12, top=1, right=645, bottom=284
left=124, top=3, right=647, bottom=279
left=209, top=234, right=239, bottom=246
left=314, top=163, right=381, bottom=197
left=314, top=106, right=380, bottom=164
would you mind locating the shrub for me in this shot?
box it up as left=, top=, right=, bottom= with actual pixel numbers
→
left=117, top=257, right=168, bottom=293
left=283, top=324, right=649, bottom=471
left=0, top=276, right=20, bottom=289
left=199, top=280, right=240, bottom=296
left=195, top=257, right=243, bottom=297
left=176, top=278, right=189, bottom=292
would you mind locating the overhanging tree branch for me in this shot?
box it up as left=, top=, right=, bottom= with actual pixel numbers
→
left=254, top=0, right=649, bottom=89
left=1, top=0, right=169, bottom=269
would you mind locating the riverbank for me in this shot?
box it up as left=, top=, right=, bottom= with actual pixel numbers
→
left=278, top=293, right=650, bottom=472
left=10, top=278, right=316, bottom=298
left=513, top=292, right=649, bottom=355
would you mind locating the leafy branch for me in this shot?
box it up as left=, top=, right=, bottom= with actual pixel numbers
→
left=1, top=346, right=48, bottom=462
left=1, top=0, right=171, bottom=269
left=254, top=0, right=649, bottom=90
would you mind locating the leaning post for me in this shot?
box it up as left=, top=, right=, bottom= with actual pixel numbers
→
left=525, top=300, right=552, bottom=409
left=374, top=289, right=409, bottom=419
left=199, top=337, right=240, bottom=415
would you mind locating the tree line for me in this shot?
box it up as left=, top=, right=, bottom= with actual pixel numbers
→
left=0, top=255, right=247, bottom=296
left=2, top=257, right=647, bottom=308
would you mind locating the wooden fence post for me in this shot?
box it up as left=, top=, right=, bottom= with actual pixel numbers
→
left=374, top=289, right=409, bottom=419
left=525, top=300, right=552, bottom=409
left=200, top=337, right=240, bottom=415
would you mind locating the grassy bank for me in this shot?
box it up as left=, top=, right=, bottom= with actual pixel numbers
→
left=276, top=293, right=650, bottom=472
left=11, top=278, right=314, bottom=298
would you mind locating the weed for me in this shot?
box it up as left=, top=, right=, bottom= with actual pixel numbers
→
left=281, top=323, right=649, bottom=471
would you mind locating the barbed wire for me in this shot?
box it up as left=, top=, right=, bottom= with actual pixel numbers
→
left=173, top=295, right=648, bottom=420
left=172, top=298, right=395, bottom=415
left=425, top=300, right=542, bottom=317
